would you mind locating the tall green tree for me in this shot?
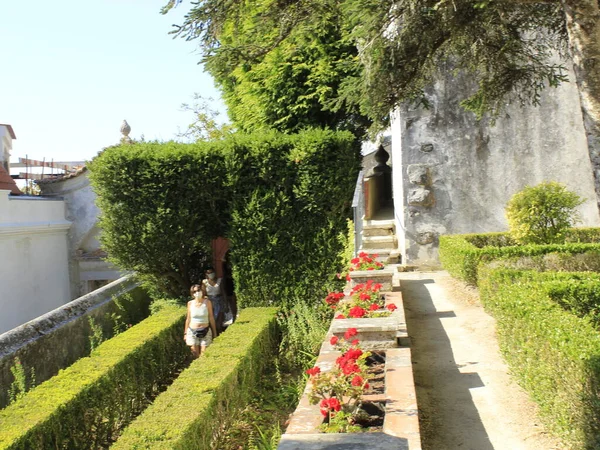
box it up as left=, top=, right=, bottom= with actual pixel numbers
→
left=164, top=0, right=600, bottom=213
left=163, top=0, right=369, bottom=136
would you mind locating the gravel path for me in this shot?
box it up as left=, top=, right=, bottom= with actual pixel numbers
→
left=400, top=271, right=564, bottom=450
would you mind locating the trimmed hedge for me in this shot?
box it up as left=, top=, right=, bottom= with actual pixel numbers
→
left=439, top=228, right=600, bottom=285
left=89, top=130, right=359, bottom=302
left=112, top=307, right=279, bottom=450
left=478, top=267, right=600, bottom=448
left=0, top=305, right=189, bottom=449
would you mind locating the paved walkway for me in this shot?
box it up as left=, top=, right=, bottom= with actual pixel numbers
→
left=399, top=271, right=563, bottom=450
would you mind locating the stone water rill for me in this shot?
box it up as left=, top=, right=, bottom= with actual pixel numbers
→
left=278, top=286, right=421, bottom=449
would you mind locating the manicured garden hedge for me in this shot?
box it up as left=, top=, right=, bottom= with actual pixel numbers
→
left=0, top=305, right=189, bottom=449
left=112, top=307, right=279, bottom=449
left=89, top=130, right=359, bottom=303
left=439, top=228, right=600, bottom=285
left=478, top=267, right=600, bottom=448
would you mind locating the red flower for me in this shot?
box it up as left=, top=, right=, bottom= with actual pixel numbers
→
left=320, top=398, right=341, bottom=416
left=335, top=314, right=346, bottom=319
left=358, top=251, right=367, bottom=258
left=328, top=397, right=341, bottom=411
left=373, top=283, right=383, bottom=291
left=369, top=303, right=379, bottom=311
left=306, top=366, right=321, bottom=376
left=344, top=328, right=358, bottom=339
left=349, top=306, right=366, bottom=318
left=386, top=303, right=398, bottom=311
left=359, top=292, right=370, bottom=301
left=330, top=336, right=339, bottom=345
left=364, top=383, right=370, bottom=389
left=351, top=339, right=359, bottom=346
left=351, top=375, right=364, bottom=387
left=344, top=348, right=363, bottom=360
left=367, top=267, right=374, bottom=271
left=346, top=274, right=351, bottom=281
left=351, top=257, right=359, bottom=264
left=341, top=361, right=360, bottom=375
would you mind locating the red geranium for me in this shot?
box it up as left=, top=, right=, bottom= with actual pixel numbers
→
left=351, top=375, right=364, bottom=387
left=306, top=366, right=321, bottom=376
left=335, top=314, right=346, bottom=319
left=386, top=303, right=398, bottom=311
left=369, top=303, right=379, bottom=311
left=330, top=336, right=339, bottom=345
left=344, top=328, right=358, bottom=340
left=348, top=306, right=366, bottom=318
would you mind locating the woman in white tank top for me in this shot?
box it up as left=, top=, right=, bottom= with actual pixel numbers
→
left=184, top=283, right=218, bottom=358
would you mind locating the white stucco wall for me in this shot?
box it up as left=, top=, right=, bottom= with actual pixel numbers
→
left=39, top=172, right=121, bottom=297
left=0, top=190, right=71, bottom=334
left=391, top=64, right=600, bottom=265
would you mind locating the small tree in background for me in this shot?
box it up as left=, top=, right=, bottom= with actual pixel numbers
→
left=506, top=181, right=584, bottom=245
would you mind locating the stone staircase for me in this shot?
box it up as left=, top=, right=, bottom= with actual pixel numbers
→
left=360, top=218, right=401, bottom=264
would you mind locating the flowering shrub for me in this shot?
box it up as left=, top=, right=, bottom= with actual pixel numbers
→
left=350, top=252, right=384, bottom=271
left=306, top=335, right=371, bottom=432
left=323, top=280, right=397, bottom=318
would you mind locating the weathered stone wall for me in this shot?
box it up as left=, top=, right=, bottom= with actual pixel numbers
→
left=390, top=63, right=600, bottom=264
left=0, top=275, right=151, bottom=408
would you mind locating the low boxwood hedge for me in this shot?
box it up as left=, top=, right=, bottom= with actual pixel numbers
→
left=112, top=307, right=279, bottom=450
left=439, top=228, right=600, bottom=285
left=478, top=267, right=600, bottom=448
left=0, top=305, right=189, bottom=449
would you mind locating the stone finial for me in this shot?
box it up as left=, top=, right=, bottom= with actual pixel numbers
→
left=373, top=144, right=391, bottom=175
left=120, top=120, right=132, bottom=144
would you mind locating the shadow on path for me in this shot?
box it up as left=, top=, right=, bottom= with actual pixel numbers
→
left=402, top=278, right=494, bottom=450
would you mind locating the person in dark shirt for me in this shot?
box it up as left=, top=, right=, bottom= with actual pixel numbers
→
left=222, top=251, right=237, bottom=326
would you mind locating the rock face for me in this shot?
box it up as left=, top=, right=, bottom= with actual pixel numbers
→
left=389, top=62, right=600, bottom=265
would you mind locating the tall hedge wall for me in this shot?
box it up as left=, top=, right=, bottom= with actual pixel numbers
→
left=89, top=130, right=359, bottom=303
left=478, top=268, right=600, bottom=448
left=112, top=307, right=279, bottom=449
left=0, top=305, right=189, bottom=450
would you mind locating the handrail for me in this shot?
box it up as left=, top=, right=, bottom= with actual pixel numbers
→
left=352, top=171, right=364, bottom=256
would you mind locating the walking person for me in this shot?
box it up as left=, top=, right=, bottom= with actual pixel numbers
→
left=203, top=266, right=226, bottom=333
left=184, top=283, right=217, bottom=359
left=222, top=251, right=237, bottom=326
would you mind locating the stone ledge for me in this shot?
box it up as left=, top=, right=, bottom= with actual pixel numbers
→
left=278, top=432, right=410, bottom=450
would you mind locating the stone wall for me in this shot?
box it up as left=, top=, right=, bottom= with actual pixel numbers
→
left=390, top=63, right=600, bottom=265
left=0, top=189, right=71, bottom=333
left=0, top=275, right=151, bottom=408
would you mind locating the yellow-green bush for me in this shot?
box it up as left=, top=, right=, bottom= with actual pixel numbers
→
left=112, top=307, right=279, bottom=450
left=478, top=267, right=600, bottom=448
left=0, top=305, right=189, bottom=450
left=439, top=228, right=600, bottom=285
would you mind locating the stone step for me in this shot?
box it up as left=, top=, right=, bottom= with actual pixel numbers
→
left=358, top=248, right=401, bottom=264
left=363, top=218, right=395, bottom=228
left=362, top=235, right=397, bottom=249
left=362, top=226, right=395, bottom=237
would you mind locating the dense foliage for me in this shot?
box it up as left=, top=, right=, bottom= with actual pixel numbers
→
left=164, top=0, right=567, bottom=133
left=112, top=307, right=278, bottom=449
left=89, top=130, right=359, bottom=300
left=506, top=181, right=584, bottom=244
left=0, top=306, right=189, bottom=450
left=438, top=229, right=600, bottom=285
left=478, top=268, right=600, bottom=448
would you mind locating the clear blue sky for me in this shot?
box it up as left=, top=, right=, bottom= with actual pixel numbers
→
left=1, top=0, right=225, bottom=163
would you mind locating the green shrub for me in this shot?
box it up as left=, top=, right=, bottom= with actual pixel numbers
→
left=89, top=129, right=359, bottom=301
left=0, top=305, right=189, bottom=450
left=112, top=307, right=279, bottom=450
left=506, top=181, right=584, bottom=244
left=478, top=267, right=600, bottom=448
left=439, top=229, right=600, bottom=285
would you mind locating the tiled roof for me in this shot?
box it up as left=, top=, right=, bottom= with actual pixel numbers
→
left=0, top=124, right=16, bottom=139
left=0, top=166, right=22, bottom=195
left=36, top=166, right=88, bottom=184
